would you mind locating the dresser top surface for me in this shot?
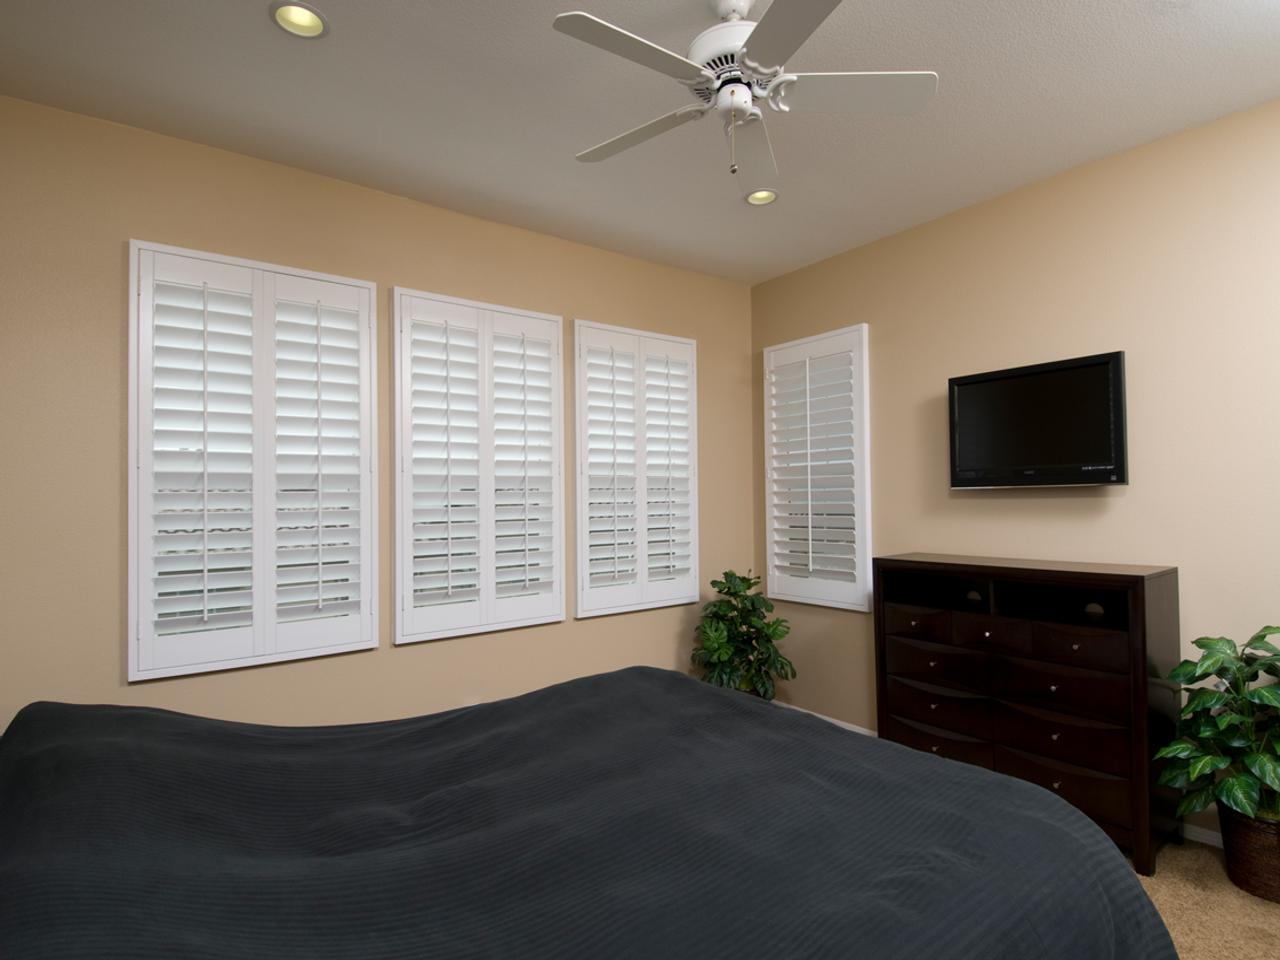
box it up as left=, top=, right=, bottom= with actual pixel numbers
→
left=876, top=553, right=1176, bottom=580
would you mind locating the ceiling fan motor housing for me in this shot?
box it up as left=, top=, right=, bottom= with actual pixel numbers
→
left=688, top=18, right=763, bottom=109
left=688, top=19, right=754, bottom=74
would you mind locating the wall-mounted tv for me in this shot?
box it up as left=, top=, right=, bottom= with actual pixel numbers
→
left=949, top=352, right=1127, bottom=489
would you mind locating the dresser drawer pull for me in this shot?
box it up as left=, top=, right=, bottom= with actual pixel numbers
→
left=910, top=620, right=919, bottom=627
left=929, top=660, right=938, bottom=668
left=1049, top=684, right=1058, bottom=693
left=1051, top=732, right=1061, bottom=741
left=930, top=745, right=940, bottom=753
left=983, top=630, right=991, bottom=638
left=929, top=703, right=939, bottom=710
left=1071, top=643, right=1081, bottom=651
left=1052, top=780, right=1063, bottom=790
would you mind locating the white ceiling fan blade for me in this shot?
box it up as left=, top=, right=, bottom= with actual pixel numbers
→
left=778, top=71, right=938, bottom=114
left=729, top=115, right=779, bottom=192
left=554, top=12, right=713, bottom=84
left=740, top=0, right=843, bottom=74
left=576, top=105, right=709, bottom=162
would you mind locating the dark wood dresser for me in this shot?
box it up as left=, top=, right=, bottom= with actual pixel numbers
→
left=872, top=553, right=1182, bottom=875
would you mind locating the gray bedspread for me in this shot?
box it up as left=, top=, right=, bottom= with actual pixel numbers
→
left=0, top=666, right=1176, bottom=959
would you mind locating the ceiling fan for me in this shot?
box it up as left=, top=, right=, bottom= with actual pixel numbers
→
left=553, top=0, right=938, bottom=203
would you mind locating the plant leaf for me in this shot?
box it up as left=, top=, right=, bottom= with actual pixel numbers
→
left=1167, top=660, right=1201, bottom=684
left=1245, top=684, right=1280, bottom=709
left=1217, top=711, right=1246, bottom=730
left=1216, top=773, right=1261, bottom=818
left=1155, top=738, right=1203, bottom=760
left=1158, top=762, right=1190, bottom=788
left=1181, top=688, right=1229, bottom=718
left=1194, top=636, right=1238, bottom=658
left=1188, top=754, right=1232, bottom=780
left=1244, top=752, right=1280, bottom=792
left=1194, top=652, right=1228, bottom=677
left=1245, top=627, right=1280, bottom=655
left=1177, top=785, right=1216, bottom=817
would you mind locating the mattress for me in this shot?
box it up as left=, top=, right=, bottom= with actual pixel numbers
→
left=0, top=666, right=1176, bottom=958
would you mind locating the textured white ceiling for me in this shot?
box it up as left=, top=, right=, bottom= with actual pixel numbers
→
left=2, top=0, right=1278, bottom=282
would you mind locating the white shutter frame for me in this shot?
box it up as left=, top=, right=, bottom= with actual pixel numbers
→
left=394, top=288, right=565, bottom=644
left=575, top=320, right=699, bottom=618
left=763, top=324, right=871, bottom=611
left=129, top=240, right=378, bottom=682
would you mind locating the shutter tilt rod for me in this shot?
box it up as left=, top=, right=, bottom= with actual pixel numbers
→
left=520, top=333, right=531, bottom=592
left=665, top=355, right=675, bottom=575
left=201, top=282, right=210, bottom=623
left=443, top=322, right=454, bottom=600
left=315, top=299, right=324, bottom=612
left=804, top=356, right=813, bottom=575
left=610, top=347, right=619, bottom=585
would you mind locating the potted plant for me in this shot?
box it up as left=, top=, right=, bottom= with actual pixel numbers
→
left=691, top=570, right=794, bottom=701
left=1155, top=628, right=1280, bottom=902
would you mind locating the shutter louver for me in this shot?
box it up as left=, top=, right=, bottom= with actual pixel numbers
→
left=150, top=278, right=255, bottom=636
left=411, top=320, right=481, bottom=607
left=492, top=332, right=556, bottom=599
left=644, top=353, right=693, bottom=582
left=274, top=298, right=363, bottom=623
left=584, top=346, right=638, bottom=588
left=764, top=325, right=870, bottom=611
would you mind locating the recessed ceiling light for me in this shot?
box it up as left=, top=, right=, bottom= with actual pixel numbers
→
left=270, top=2, right=328, bottom=38
left=745, top=189, right=778, bottom=206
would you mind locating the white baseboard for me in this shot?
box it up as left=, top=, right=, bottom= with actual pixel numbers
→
left=774, top=700, right=877, bottom=737
left=1182, top=823, right=1223, bottom=848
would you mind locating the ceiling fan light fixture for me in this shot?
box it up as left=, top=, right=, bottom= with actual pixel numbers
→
left=270, top=1, right=328, bottom=38
left=746, top=188, right=778, bottom=206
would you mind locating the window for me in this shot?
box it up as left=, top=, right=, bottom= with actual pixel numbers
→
left=574, top=321, right=698, bottom=617
left=763, top=324, right=871, bottom=611
left=394, top=289, right=564, bottom=643
left=129, top=241, right=377, bottom=680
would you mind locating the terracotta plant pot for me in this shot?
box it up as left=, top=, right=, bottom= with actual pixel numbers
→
left=1218, top=805, right=1280, bottom=903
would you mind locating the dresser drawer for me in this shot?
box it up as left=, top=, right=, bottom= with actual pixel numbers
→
left=1029, top=622, right=1130, bottom=674
left=952, top=612, right=1030, bottom=652
left=992, top=657, right=1130, bottom=724
left=995, top=747, right=1131, bottom=828
left=885, top=716, right=994, bottom=769
left=884, top=636, right=989, bottom=692
left=885, top=677, right=991, bottom=740
left=994, top=702, right=1131, bottom=777
left=882, top=603, right=952, bottom=644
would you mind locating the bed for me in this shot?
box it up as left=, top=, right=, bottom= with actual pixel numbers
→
left=0, top=666, right=1175, bottom=959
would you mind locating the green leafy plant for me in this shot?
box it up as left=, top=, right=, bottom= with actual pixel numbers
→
left=691, top=570, right=794, bottom=700
left=1154, top=628, right=1280, bottom=820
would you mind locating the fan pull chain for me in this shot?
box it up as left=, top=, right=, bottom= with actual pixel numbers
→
left=728, top=106, right=738, bottom=174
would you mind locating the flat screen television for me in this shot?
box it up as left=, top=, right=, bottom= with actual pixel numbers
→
left=949, top=352, right=1127, bottom=488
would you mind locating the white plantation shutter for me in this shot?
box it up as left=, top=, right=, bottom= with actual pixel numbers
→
left=142, top=254, right=257, bottom=668
left=583, top=342, right=638, bottom=591
left=396, top=290, right=564, bottom=644
left=763, top=324, right=871, bottom=611
left=492, top=326, right=557, bottom=608
left=575, top=322, right=698, bottom=617
left=406, top=304, right=481, bottom=637
left=270, top=274, right=370, bottom=651
left=130, top=242, right=377, bottom=680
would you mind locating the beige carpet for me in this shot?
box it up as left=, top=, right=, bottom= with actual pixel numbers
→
left=1139, top=842, right=1279, bottom=958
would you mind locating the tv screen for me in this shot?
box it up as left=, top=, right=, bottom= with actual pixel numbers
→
left=949, top=352, right=1126, bottom=488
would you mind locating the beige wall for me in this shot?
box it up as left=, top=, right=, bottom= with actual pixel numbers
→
left=754, top=99, right=1280, bottom=730
left=0, top=96, right=755, bottom=729
left=6, top=90, right=1279, bottom=740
